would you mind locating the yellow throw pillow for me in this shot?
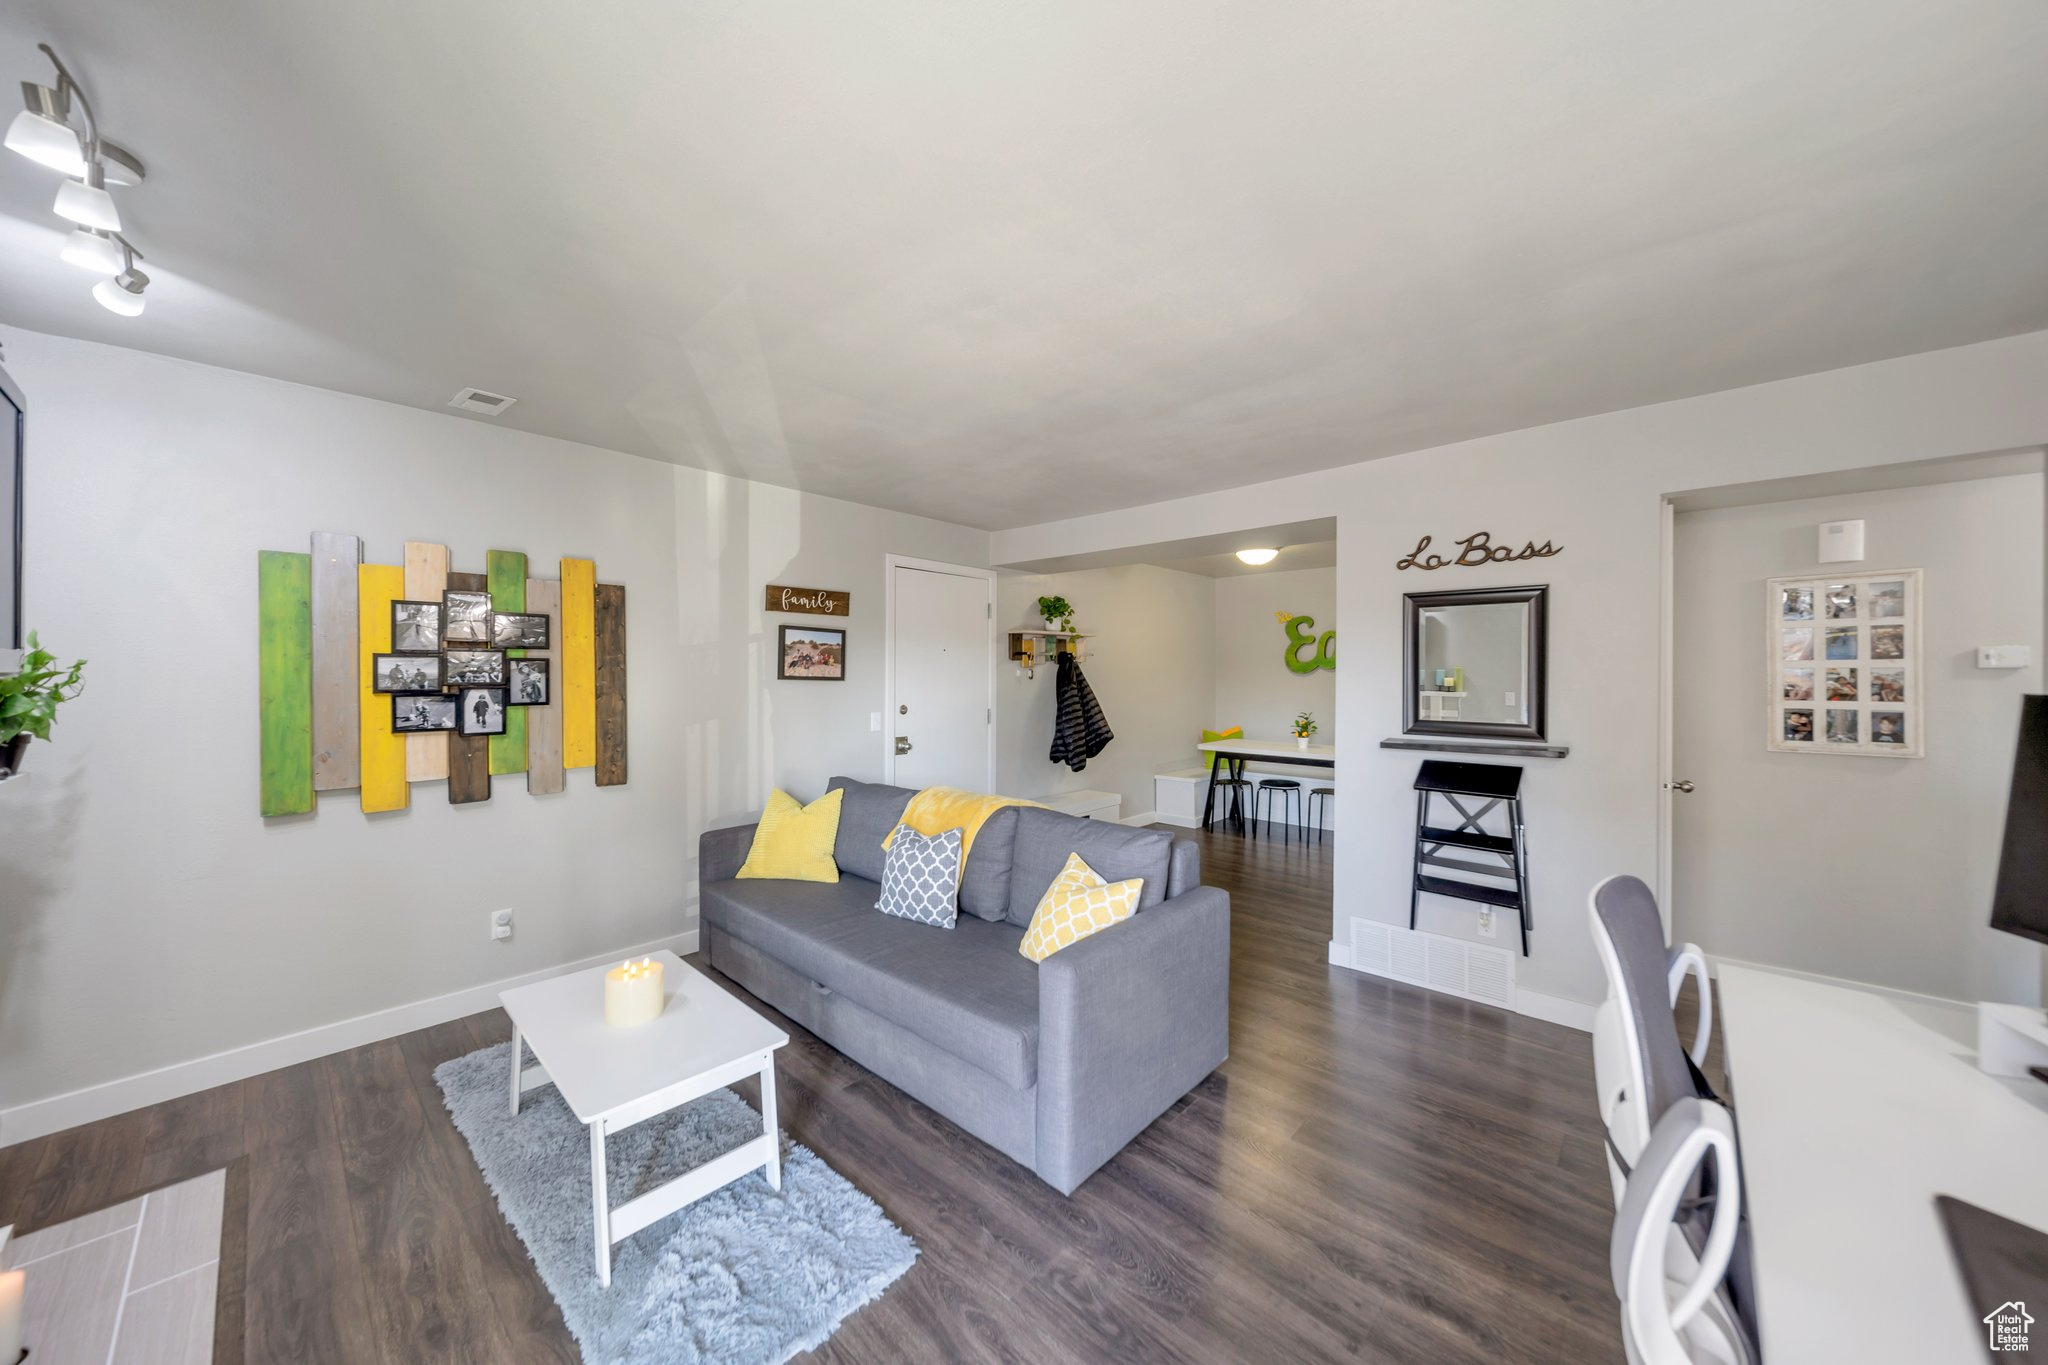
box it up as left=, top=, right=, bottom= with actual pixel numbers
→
left=1201, top=725, right=1243, bottom=771
left=736, top=788, right=844, bottom=883
left=1019, top=851, right=1143, bottom=963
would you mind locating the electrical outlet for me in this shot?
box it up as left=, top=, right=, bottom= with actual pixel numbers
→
left=870, top=711, right=882, bottom=732
left=491, top=908, right=513, bottom=942
left=1477, top=908, right=1496, bottom=939
left=1504, top=691, right=1516, bottom=709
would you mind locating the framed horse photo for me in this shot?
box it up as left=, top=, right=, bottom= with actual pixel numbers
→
left=778, top=624, right=846, bottom=681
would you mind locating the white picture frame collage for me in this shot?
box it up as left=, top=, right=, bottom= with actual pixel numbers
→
left=1767, top=567, right=1923, bottom=758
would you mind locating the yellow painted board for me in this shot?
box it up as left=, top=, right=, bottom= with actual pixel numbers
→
left=402, top=541, right=450, bottom=783
left=357, top=563, right=410, bottom=813
left=562, top=557, right=597, bottom=769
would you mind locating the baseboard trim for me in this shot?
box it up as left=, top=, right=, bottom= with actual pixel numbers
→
left=1327, top=935, right=1594, bottom=1032
left=0, top=929, right=700, bottom=1148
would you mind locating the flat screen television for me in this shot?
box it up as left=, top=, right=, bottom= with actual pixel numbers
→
left=1991, top=694, right=2048, bottom=946
left=0, top=356, right=19, bottom=665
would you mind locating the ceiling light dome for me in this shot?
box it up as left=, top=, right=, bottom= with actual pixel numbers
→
left=4, top=95, right=85, bottom=176
left=60, top=226, right=123, bottom=274
left=54, top=165, right=118, bottom=231
left=1235, top=548, right=1280, bottom=566
left=93, top=270, right=145, bottom=316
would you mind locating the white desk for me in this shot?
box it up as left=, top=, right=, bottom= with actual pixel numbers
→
left=1196, top=739, right=1335, bottom=831
left=1718, top=964, right=2048, bottom=1362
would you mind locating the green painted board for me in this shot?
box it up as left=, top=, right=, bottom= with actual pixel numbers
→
left=488, top=549, right=528, bottom=775
left=258, top=550, right=315, bottom=816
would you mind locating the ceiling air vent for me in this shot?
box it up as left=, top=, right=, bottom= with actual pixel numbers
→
left=449, top=387, right=518, bottom=416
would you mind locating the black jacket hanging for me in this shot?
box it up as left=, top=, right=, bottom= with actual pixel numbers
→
left=1049, top=649, right=1114, bottom=771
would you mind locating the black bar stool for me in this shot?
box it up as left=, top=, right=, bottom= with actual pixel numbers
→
left=1253, top=778, right=1302, bottom=843
left=1307, top=786, right=1334, bottom=842
left=1209, top=775, right=1252, bottom=833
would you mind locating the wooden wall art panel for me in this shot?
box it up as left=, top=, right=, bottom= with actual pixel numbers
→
left=255, top=539, right=626, bottom=816
left=309, top=532, right=361, bottom=791
left=561, top=557, right=597, bottom=769
left=257, top=550, right=315, bottom=817
left=402, top=540, right=450, bottom=782
left=524, top=578, right=565, bottom=795
left=446, top=569, right=492, bottom=805
left=595, top=582, right=628, bottom=787
left=487, top=549, right=528, bottom=776
left=356, top=563, right=409, bottom=814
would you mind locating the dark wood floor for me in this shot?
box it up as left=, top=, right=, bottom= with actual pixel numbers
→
left=0, top=822, right=1625, bottom=1363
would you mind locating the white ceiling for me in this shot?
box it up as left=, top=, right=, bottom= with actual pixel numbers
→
left=3, top=3, right=2045, bottom=531
left=1154, top=541, right=1337, bottom=579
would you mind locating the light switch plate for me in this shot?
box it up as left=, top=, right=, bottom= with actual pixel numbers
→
left=1978, top=645, right=2032, bottom=669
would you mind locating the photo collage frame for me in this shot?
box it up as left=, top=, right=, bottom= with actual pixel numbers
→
left=382, top=592, right=553, bottom=732
left=1767, top=568, right=1923, bottom=758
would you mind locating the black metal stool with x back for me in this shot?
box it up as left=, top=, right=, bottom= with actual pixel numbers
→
left=1410, top=759, right=1530, bottom=955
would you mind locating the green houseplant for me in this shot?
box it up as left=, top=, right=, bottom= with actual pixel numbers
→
left=1292, top=710, right=1318, bottom=749
left=0, top=631, right=87, bottom=777
left=1036, top=594, right=1076, bottom=634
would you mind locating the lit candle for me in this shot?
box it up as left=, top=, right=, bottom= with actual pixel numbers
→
left=604, top=957, right=665, bottom=1028
left=0, top=1266, right=22, bottom=1363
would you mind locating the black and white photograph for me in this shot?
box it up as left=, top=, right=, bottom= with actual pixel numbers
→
left=371, top=652, right=443, bottom=694
left=1783, top=708, right=1814, bottom=743
left=508, top=657, right=550, bottom=706
left=1779, top=586, right=1813, bottom=620
left=1872, top=711, right=1908, bottom=746
left=1824, top=583, right=1856, bottom=619
left=442, top=589, right=493, bottom=644
left=443, top=649, right=506, bottom=687
left=1869, top=580, right=1906, bottom=618
left=392, top=694, right=457, bottom=732
left=491, top=611, right=551, bottom=649
left=1826, top=708, right=1859, bottom=744
left=391, top=599, right=443, bottom=652
left=459, top=687, right=507, bottom=736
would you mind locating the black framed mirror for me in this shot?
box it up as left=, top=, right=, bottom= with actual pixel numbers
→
left=1402, top=584, right=1549, bottom=741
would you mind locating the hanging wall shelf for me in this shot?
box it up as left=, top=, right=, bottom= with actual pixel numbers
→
left=1009, top=629, right=1092, bottom=678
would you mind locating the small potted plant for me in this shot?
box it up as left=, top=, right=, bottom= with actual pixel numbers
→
left=0, top=631, right=87, bottom=779
left=1292, top=711, right=1318, bottom=750
left=1036, top=594, right=1076, bottom=635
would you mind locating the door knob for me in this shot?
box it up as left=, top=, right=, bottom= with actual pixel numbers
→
left=1665, top=779, right=1695, bottom=793
left=895, top=736, right=913, bottom=756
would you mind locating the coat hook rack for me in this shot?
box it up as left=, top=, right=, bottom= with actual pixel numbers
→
left=1009, top=629, right=1092, bottom=679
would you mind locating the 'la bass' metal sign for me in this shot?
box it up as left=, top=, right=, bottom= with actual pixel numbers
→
left=1396, top=532, right=1562, bottom=571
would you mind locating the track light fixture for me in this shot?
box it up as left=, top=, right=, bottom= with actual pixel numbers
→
left=93, top=239, right=147, bottom=316
left=5, top=43, right=153, bottom=316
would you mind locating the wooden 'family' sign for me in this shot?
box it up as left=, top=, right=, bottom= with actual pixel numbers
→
left=1396, top=532, right=1562, bottom=571
left=257, top=536, right=628, bottom=817
left=764, top=584, right=850, bottom=615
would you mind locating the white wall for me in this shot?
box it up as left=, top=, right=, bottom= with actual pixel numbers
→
left=0, top=325, right=985, bottom=1124
left=990, top=329, right=2048, bottom=1013
left=1212, top=567, right=1336, bottom=745
left=1672, top=473, right=2045, bottom=1003
left=994, top=564, right=1216, bottom=819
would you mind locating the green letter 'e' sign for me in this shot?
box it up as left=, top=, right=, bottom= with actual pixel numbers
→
left=1284, top=614, right=1336, bottom=673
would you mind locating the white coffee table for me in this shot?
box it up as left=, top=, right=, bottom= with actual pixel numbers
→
left=500, top=949, right=789, bottom=1286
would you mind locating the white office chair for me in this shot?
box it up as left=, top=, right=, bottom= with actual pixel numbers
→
left=1589, top=873, right=1714, bottom=1200
left=1613, top=1099, right=1754, bottom=1365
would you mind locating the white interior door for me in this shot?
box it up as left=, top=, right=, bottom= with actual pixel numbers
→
left=887, top=559, right=993, bottom=790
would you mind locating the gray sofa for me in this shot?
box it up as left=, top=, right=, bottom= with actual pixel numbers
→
left=698, top=775, right=1230, bottom=1194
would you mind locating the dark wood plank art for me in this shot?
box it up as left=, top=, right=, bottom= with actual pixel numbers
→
left=763, top=584, right=849, bottom=615
left=446, top=570, right=492, bottom=805
left=594, top=582, right=628, bottom=787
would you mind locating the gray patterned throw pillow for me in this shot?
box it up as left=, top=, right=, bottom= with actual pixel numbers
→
left=877, top=823, right=961, bottom=928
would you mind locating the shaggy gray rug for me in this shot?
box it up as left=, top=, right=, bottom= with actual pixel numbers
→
left=435, top=1042, right=917, bottom=1365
